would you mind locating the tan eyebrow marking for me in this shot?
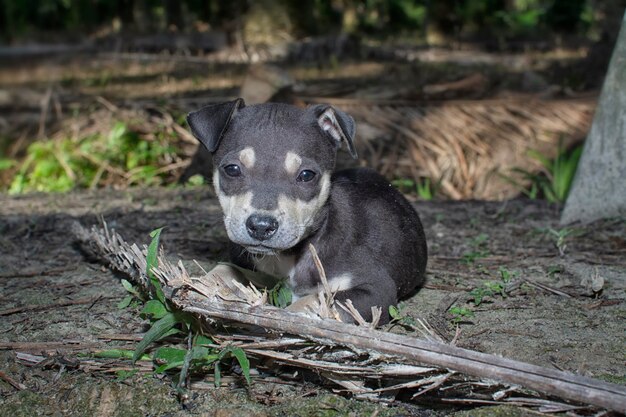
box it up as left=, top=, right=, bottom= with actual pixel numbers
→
left=284, top=151, right=302, bottom=175
left=239, top=147, right=255, bottom=169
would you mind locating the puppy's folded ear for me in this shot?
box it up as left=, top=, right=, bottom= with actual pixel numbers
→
left=310, top=104, right=358, bottom=159
left=186, top=98, right=245, bottom=152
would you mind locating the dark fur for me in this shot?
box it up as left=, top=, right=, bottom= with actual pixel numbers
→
left=188, top=100, right=427, bottom=324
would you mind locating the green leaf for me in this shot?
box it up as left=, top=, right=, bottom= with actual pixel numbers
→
left=197, top=353, right=219, bottom=368
left=190, top=346, right=214, bottom=362
left=133, top=311, right=178, bottom=362
left=469, top=288, right=487, bottom=306
left=556, top=146, right=582, bottom=201
left=484, top=281, right=505, bottom=297
left=186, top=174, right=205, bottom=186
left=146, top=227, right=166, bottom=305
left=154, top=362, right=181, bottom=374
left=117, top=295, right=133, bottom=309
left=267, top=283, right=292, bottom=308
left=121, top=278, right=142, bottom=298
left=229, top=347, right=251, bottom=385
left=121, top=278, right=134, bottom=292
left=542, top=184, right=558, bottom=203
left=152, top=344, right=218, bottom=374
left=93, top=349, right=149, bottom=361
left=279, top=286, right=292, bottom=307
left=153, top=347, right=187, bottom=373
left=389, top=305, right=400, bottom=320
left=217, top=346, right=251, bottom=385
left=108, top=122, right=128, bottom=148
left=194, top=334, right=213, bottom=347
left=391, top=178, right=415, bottom=189
left=416, top=178, right=433, bottom=200
left=141, top=299, right=168, bottom=320
left=527, top=149, right=551, bottom=170
left=191, top=337, right=219, bottom=367
left=449, top=306, right=474, bottom=323
left=157, top=327, right=181, bottom=341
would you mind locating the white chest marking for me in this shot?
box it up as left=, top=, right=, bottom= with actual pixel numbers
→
left=328, top=273, right=353, bottom=293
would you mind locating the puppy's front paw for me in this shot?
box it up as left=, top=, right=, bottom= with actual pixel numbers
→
left=286, top=294, right=320, bottom=317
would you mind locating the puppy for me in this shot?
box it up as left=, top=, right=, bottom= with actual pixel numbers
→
left=187, top=99, right=427, bottom=323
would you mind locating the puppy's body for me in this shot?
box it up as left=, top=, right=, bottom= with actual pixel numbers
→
left=187, top=100, right=427, bottom=323
left=232, top=168, right=426, bottom=321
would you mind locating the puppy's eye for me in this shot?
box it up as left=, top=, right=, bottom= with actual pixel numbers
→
left=296, top=170, right=316, bottom=182
left=223, top=164, right=242, bottom=177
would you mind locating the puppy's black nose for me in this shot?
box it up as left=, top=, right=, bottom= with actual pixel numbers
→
left=246, top=214, right=279, bottom=241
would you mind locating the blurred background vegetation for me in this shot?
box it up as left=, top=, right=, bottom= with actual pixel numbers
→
left=0, top=0, right=624, bottom=200
left=0, top=0, right=619, bottom=45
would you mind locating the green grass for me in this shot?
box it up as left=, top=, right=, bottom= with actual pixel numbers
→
left=537, top=227, right=582, bottom=256
left=4, top=121, right=177, bottom=194
left=449, top=306, right=475, bottom=324
left=389, top=303, right=418, bottom=328
left=462, top=233, right=491, bottom=265
left=468, top=267, right=517, bottom=306
left=392, top=177, right=437, bottom=200
left=447, top=266, right=519, bottom=325
left=469, top=281, right=507, bottom=306
left=504, top=140, right=583, bottom=203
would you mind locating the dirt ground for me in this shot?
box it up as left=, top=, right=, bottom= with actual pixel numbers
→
left=0, top=186, right=624, bottom=416
left=0, top=41, right=624, bottom=415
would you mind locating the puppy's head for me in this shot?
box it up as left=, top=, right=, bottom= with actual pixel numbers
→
left=187, top=98, right=356, bottom=255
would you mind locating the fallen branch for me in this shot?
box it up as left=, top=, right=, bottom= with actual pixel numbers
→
left=73, top=222, right=626, bottom=412
left=0, top=341, right=105, bottom=352
left=183, top=298, right=625, bottom=410
left=15, top=351, right=153, bottom=374
left=0, top=370, right=27, bottom=390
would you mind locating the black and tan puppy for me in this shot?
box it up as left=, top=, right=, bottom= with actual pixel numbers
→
left=187, top=99, right=427, bottom=323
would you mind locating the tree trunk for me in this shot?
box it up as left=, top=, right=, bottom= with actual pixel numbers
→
left=561, top=11, right=626, bottom=224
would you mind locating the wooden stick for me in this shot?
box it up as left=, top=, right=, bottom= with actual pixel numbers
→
left=183, top=296, right=625, bottom=412
left=0, top=341, right=104, bottom=351
left=0, top=370, right=27, bottom=390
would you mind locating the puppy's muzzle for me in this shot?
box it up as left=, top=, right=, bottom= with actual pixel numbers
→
left=246, top=214, right=279, bottom=241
